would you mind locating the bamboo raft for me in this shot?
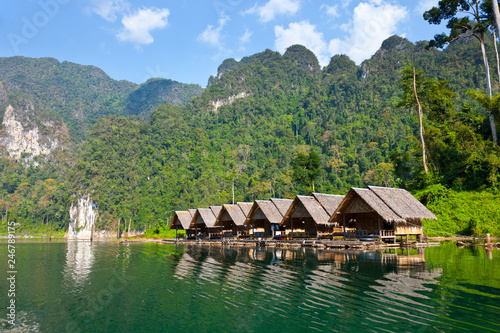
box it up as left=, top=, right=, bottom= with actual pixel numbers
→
left=160, top=238, right=441, bottom=250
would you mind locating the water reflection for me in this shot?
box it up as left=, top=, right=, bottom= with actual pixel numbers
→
left=5, top=241, right=498, bottom=332
left=63, top=241, right=94, bottom=288
left=169, top=245, right=449, bottom=332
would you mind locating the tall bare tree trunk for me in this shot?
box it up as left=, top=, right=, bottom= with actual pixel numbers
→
left=489, top=0, right=500, bottom=144
left=493, top=30, right=500, bottom=82
left=117, top=219, right=120, bottom=239
left=480, top=37, right=498, bottom=145
left=492, top=0, right=500, bottom=48
left=413, top=67, right=428, bottom=173
left=232, top=178, right=235, bottom=204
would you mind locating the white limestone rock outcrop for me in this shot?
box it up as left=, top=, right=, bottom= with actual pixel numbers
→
left=210, top=91, right=248, bottom=112
left=0, top=104, right=59, bottom=162
left=67, top=195, right=98, bottom=240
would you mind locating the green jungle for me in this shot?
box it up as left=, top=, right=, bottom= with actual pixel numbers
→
left=0, top=31, right=499, bottom=238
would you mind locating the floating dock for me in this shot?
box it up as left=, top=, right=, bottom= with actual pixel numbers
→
left=160, top=238, right=440, bottom=250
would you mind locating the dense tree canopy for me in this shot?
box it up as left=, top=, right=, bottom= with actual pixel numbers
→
left=1, top=35, right=499, bottom=234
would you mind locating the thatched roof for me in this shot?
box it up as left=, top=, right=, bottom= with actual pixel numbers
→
left=215, top=204, right=247, bottom=226
left=368, top=186, right=437, bottom=220
left=170, top=210, right=194, bottom=230
left=313, top=193, right=345, bottom=216
left=270, top=198, right=293, bottom=216
left=329, top=186, right=437, bottom=224
left=190, top=207, right=219, bottom=228
left=282, top=195, right=332, bottom=226
left=210, top=206, right=222, bottom=218
left=244, top=200, right=284, bottom=226
left=237, top=202, right=253, bottom=217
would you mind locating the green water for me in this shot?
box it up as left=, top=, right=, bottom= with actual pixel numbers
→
left=0, top=241, right=499, bottom=332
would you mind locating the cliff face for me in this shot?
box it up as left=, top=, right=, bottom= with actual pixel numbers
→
left=0, top=104, right=59, bottom=163
left=67, top=195, right=98, bottom=240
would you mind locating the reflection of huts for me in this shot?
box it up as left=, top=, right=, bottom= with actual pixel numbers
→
left=244, top=200, right=287, bottom=238
left=281, top=195, right=337, bottom=238
left=214, top=202, right=253, bottom=238
left=173, top=253, right=196, bottom=280
left=329, top=186, right=437, bottom=242
left=382, top=248, right=426, bottom=267
left=189, top=206, right=222, bottom=239
left=170, top=209, right=196, bottom=238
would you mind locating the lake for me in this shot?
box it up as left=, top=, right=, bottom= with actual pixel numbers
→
left=1, top=240, right=499, bottom=332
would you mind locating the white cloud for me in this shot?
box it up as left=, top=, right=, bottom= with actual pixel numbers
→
left=245, top=0, right=300, bottom=22
left=328, top=1, right=407, bottom=64
left=321, top=4, right=340, bottom=18
left=416, top=0, right=439, bottom=14
left=116, top=7, right=169, bottom=46
left=274, top=21, right=329, bottom=66
left=341, top=0, right=353, bottom=8
left=90, top=0, right=130, bottom=22
left=238, top=29, right=253, bottom=52
left=198, top=14, right=230, bottom=48
left=239, top=29, right=253, bottom=44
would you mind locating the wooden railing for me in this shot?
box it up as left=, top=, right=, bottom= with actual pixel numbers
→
left=380, top=230, right=395, bottom=237
left=343, top=229, right=395, bottom=239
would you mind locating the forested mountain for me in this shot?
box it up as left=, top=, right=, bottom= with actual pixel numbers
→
left=1, top=35, right=499, bottom=235
left=123, top=78, right=203, bottom=119
left=0, top=56, right=202, bottom=142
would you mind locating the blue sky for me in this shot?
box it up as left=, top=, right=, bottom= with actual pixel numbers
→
left=0, top=0, right=444, bottom=87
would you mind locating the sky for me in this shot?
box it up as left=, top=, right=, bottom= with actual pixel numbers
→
left=0, top=0, right=445, bottom=87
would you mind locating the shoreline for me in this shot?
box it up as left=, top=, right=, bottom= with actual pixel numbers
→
left=1, top=235, right=498, bottom=244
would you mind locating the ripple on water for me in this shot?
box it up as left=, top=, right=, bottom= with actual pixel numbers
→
left=3, top=242, right=499, bottom=333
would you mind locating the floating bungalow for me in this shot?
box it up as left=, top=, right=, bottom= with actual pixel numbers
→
left=167, top=186, right=437, bottom=247
left=170, top=209, right=196, bottom=238
left=244, top=200, right=286, bottom=238
left=214, top=202, right=253, bottom=238
left=189, top=206, right=222, bottom=239
left=281, top=195, right=338, bottom=238
left=329, top=186, right=437, bottom=242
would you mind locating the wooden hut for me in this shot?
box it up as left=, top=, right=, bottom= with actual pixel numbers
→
left=244, top=200, right=286, bottom=238
left=281, top=195, right=336, bottom=238
left=170, top=209, right=196, bottom=238
left=329, top=186, right=437, bottom=242
left=214, top=202, right=253, bottom=238
left=189, top=206, right=222, bottom=239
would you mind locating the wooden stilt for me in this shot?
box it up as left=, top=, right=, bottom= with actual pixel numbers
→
left=342, top=213, right=346, bottom=240
left=378, top=216, right=381, bottom=243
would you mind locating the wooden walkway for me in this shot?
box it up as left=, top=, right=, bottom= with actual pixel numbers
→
left=161, top=238, right=440, bottom=250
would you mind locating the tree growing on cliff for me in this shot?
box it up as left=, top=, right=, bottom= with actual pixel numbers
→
left=424, top=0, right=498, bottom=145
